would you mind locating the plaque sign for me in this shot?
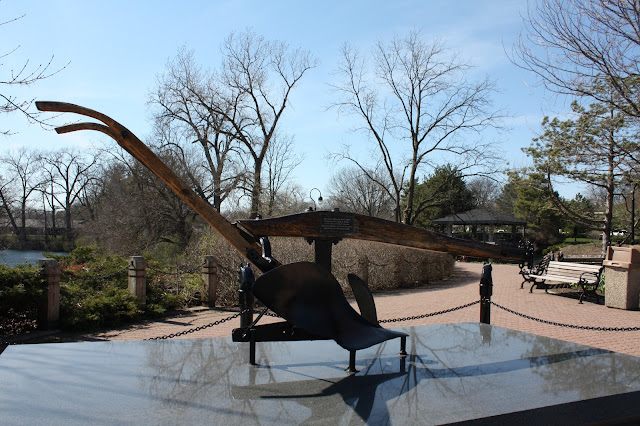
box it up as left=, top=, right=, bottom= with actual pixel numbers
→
left=320, top=215, right=355, bottom=234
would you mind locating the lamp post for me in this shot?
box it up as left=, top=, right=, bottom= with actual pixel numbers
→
left=308, top=188, right=323, bottom=211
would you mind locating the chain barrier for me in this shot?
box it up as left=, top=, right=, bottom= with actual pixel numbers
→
left=143, top=294, right=640, bottom=342
left=490, top=301, right=640, bottom=332
left=145, top=299, right=483, bottom=341
left=379, top=300, right=480, bottom=324
left=261, top=310, right=281, bottom=318
left=145, top=310, right=245, bottom=340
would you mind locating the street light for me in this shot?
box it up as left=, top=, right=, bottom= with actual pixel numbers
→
left=309, top=188, right=323, bottom=211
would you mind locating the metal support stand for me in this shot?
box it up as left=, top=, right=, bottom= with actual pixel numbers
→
left=249, top=328, right=257, bottom=365
left=480, top=263, right=493, bottom=325
left=347, top=350, right=358, bottom=374
left=399, top=336, right=407, bottom=356
left=315, top=239, right=333, bottom=272
left=306, top=237, right=341, bottom=273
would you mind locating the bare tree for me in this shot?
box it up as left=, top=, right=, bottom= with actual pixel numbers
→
left=330, top=31, right=502, bottom=224
left=328, top=167, right=394, bottom=219
left=149, top=47, right=241, bottom=211
left=84, top=147, right=198, bottom=254
left=0, top=174, right=19, bottom=245
left=512, top=0, right=640, bottom=117
left=39, top=148, right=97, bottom=241
left=0, top=148, right=43, bottom=247
left=261, top=132, right=303, bottom=217
left=468, top=176, right=500, bottom=208
left=0, top=10, right=67, bottom=134
left=208, top=30, right=318, bottom=218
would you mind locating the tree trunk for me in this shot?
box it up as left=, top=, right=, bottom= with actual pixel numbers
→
left=402, top=160, right=418, bottom=225
left=249, top=162, right=262, bottom=219
left=602, top=151, right=615, bottom=257
left=213, top=173, right=222, bottom=212
left=0, top=194, right=21, bottom=249
left=65, top=207, right=73, bottom=242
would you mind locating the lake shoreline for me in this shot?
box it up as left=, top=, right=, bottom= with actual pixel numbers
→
left=0, top=250, right=69, bottom=267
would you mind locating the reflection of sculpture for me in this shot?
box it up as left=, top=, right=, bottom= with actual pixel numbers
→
left=36, top=101, right=523, bottom=371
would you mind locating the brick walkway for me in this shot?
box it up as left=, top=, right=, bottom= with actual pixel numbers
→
left=10, top=262, right=640, bottom=358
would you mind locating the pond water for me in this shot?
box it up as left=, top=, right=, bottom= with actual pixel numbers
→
left=0, top=250, right=68, bottom=267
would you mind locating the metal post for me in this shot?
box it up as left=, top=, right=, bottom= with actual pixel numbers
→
left=399, top=336, right=407, bottom=356
left=238, top=264, right=255, bottom=328
left=347, top=350, right=358, bottom=374
left=249, top=328, right=257, bottom=365
left=479, top=263, right=493, bottom=324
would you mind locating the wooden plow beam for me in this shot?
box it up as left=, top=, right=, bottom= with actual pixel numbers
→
left=35, top=101, right=276, bottom=272
left=238, top=211, right=525, bottom=261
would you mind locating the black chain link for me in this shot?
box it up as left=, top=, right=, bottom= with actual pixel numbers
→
left=379, top=300, right=480, bottom=324
left=145, top=311, right=245, bottom=340
left=491, top=301, right=640, bottom=332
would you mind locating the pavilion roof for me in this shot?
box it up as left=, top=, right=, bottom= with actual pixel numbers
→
left=431, top=208, right=526, bottom=226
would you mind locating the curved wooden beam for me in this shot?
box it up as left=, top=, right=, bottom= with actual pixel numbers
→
left=36, top=101, right=276, bottom=271
left=238, top=211, right=525, bottom=261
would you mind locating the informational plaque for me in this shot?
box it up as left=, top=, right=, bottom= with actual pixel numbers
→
left=320, top=215, right=355, bottom=234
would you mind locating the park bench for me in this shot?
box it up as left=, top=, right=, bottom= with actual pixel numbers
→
left=520, top=254, right=552, bottom=290
left=521, top=259, right=604, bottom=303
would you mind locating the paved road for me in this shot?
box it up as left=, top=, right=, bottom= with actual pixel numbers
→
left=9, top=262, right=640, bottom=358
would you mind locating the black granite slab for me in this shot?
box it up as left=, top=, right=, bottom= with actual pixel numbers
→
left=1, top=323, right=640, bottom=425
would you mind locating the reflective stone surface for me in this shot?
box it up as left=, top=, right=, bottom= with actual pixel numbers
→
left=2, top=323, right=640, bottom=424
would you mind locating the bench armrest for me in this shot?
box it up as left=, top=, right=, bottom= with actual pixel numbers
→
left=579, top=270, right=601, bottom=285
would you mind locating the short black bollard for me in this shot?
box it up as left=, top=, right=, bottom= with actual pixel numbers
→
left=479, top=263, right=493, bottom=324
left=238, top=264, right=255, bottom=328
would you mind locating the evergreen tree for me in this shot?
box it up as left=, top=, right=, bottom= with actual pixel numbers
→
left=404, top=164, right=476, bottom=228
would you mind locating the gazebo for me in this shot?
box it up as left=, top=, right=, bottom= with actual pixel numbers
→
left=431, top=208, right=526, bottom=244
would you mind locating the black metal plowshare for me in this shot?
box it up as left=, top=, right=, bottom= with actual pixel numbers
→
left=232, top=258, right=408, bottom=373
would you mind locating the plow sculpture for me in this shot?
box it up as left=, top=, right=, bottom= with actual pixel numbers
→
left=36, top=102, right=524, bottom=373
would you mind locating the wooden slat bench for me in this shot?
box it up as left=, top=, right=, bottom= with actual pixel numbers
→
left=522, top=260, right=604, bottom=303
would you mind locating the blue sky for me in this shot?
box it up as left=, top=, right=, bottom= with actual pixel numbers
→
left=0, top=0, right=567, bottom=204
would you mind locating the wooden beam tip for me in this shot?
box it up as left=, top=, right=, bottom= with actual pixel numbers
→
left=35, top=101, right=49, bottom=111
left=36, top=100, right=78, bottom=113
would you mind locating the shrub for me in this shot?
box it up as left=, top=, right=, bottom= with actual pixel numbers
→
left=0, top=264, right=43, bottom=336
left=56, top=248, right=138, bottom=330
left=56, top=247, right=200, bottom=328
left=60, top=284, right=139, bottom=330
